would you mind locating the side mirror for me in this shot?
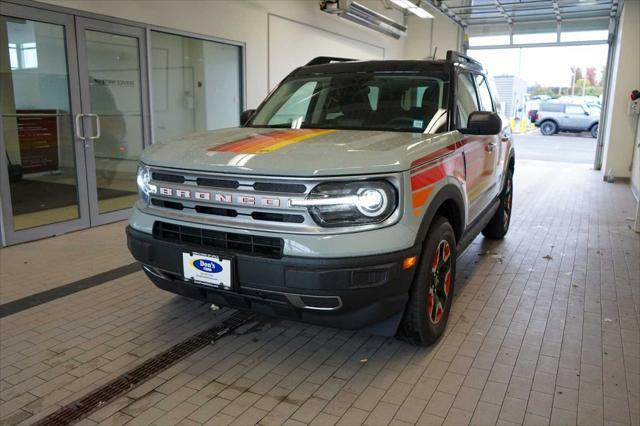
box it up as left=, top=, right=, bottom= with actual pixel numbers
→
left=240, top=109, right=256, bottom=126
left=463, top=111, right=502, bottom=135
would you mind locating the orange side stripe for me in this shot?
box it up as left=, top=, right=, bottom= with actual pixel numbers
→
left=412, top=187, right=434, bottom=208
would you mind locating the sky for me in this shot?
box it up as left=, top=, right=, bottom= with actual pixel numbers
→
left=467, top=44, right=609, bottom=88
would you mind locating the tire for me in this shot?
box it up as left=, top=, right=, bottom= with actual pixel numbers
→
left=590, top=124, right=598, bottom=138
left=400, top=216, right=456, bottom=346
left=482, top=167, right=514, bottom=240
left=540, top=121, right=557, bottom=136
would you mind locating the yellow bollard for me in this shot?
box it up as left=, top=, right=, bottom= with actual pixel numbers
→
left=510, top=117, right=516, bottom=131
left=520, top=118, right=526, bottom=133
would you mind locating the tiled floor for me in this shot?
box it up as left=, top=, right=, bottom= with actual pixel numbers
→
left=0, top=160, right=638, bottom=426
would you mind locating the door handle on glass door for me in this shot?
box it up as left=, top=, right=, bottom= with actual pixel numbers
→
left=75, top=113, right=86, bottom=140
left=86, top=114, right=101, bottom=140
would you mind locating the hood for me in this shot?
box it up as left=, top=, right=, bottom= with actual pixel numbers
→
left=141, top=127, right=458, bottom=177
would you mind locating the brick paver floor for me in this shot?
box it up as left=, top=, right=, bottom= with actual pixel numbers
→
left=0, top=160, right=638, bottom=425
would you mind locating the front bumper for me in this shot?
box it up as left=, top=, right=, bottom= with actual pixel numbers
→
left=127, top=226, right=420, bottom=332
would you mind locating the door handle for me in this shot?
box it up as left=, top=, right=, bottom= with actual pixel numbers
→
left=86, top=114, right=101, bottom=140
left=485, top=142, right=497, bottom=152
left=74, top=113, right=85, bottom=140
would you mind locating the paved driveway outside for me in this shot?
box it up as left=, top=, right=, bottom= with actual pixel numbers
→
left=513, top=131, right=597, bottom=164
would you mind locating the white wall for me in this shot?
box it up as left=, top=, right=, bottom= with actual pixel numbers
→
left=267, top=14, right=384, bottom=89
left=403, top=13, right=462, bottom=60
left=600, top=0, right=640, bottom=180
left=40, top=0, right=408, bottom=109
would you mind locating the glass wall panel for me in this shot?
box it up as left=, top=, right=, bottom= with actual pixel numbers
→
left=150, top=31, right=241, bottom=143
left=84, top=30, right=142, bottom=214
left=1, top=16, right=79, bottom=230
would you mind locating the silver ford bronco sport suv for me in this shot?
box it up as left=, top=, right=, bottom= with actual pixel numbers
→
left=127, top=51, right=515, bottom=346
left=534, top=102, right=599, bottom=138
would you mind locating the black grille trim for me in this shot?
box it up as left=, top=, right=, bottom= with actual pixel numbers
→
left=195, top=205, right=238, bottom=217
left=153, top=222, right=283, bottom=258
left=251, top=212, right=305, bottom=223
left=151, top=199, right=184, bottom=210
left=152, top=172, right=185, bottom=183
left=253, top=182, right=307, bottom=194
left=196, top=177, right=240, bottom=189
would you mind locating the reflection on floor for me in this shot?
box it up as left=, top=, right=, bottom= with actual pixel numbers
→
left=12, top=195, right=138, bottom=230
left=10, top=170, right=136, bottom=230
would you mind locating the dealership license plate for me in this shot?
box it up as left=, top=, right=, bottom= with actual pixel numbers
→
left=182, top=252, right=232, bottom=290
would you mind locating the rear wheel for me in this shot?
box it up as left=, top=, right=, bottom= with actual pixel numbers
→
left=540, top=121, right=557, bottom=136
left=400, top=217, right=456, bottom=346
left=590, top=123, right=598, bottom=138
left=482, top=167, right=513, bottom=240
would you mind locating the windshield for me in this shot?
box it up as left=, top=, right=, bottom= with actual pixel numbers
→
left=249, top=73, right=449, bottom=133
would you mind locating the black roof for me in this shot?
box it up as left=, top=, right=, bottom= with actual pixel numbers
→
left=292, top=59, right=449, bottom=77
left=292, top=51, right=483, bottom=77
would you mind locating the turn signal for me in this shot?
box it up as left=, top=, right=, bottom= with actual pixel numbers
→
left=403, top=256, right=418, bottom=270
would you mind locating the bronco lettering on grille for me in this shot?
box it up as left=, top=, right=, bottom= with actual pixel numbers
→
left=156, top=186, right=286, bottom=208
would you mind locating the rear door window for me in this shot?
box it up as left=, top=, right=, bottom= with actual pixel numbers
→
left=540, top=103, right=564, bottom=112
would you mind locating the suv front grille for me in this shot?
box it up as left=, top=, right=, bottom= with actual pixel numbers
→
left=143, top=167, right=401, bottom=234
left=153, top=221, right=283, bottom=258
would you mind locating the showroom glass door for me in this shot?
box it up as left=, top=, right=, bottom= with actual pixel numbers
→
left=0, top=3, right=90, bottom=244
left=74, top=18, right=150, bottom=225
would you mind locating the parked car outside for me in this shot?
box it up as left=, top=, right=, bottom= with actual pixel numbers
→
left=534, top=102, right=599, bottom=137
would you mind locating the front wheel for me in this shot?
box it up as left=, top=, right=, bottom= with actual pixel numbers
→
left=590, top=124, right=598, bottom=138
left=400, top=217, right=456, bottom=346
left=540, top=121, right=557, bottom=135
left=482, top=167, right=513, bottom=240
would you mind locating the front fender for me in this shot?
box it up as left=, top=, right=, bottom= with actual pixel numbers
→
left=413, top=182, right=467, bottom=247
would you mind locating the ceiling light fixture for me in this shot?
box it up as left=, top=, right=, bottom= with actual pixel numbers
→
left=389, top=0, right=433, bottom=19
left=321, top=0, right=408, bottom=38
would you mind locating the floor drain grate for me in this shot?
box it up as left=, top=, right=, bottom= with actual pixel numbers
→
left=33, top=310, right=257, bottom=426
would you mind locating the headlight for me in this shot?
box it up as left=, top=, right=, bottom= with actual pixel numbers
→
left=292, top=180, right=397, bottom=227
left=136, top=164, right=156, bottom=206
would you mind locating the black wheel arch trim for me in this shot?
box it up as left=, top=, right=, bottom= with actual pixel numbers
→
left=414, top=184, right=466, bottom=248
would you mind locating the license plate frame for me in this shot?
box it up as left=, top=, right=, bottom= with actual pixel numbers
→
left=182, top=251, right=233, bottom=290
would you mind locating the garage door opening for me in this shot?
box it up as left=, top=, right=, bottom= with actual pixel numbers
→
left=468, top=41, right=609, bottom=166
left=428, top=0, right=619, bottom=169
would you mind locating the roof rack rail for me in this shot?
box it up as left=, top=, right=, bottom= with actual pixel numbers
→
left=305, top=56, right=357, bottom=66
left=445, top=50, right=483, bottom=69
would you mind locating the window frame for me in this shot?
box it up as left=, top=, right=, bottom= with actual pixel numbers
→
left=474, top=74, right=495, bottom=113
left=454, top=69, right=482, bottom=129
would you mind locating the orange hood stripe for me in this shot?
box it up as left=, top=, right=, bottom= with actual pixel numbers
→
left=209, top=129, right=336, bottom=154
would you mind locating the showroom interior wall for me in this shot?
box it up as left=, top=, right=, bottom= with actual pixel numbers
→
left=403, top=14, right=462, bottom=60
left=600, top=0, right=640, bottom=182
left=38, top=0, right=435, bottom=109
